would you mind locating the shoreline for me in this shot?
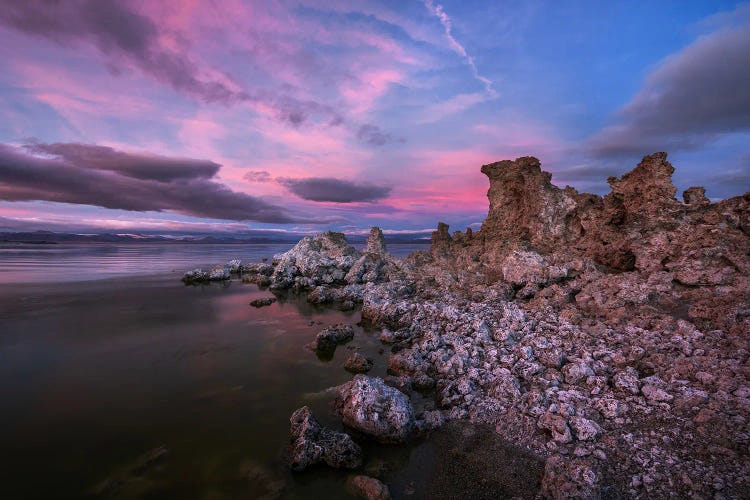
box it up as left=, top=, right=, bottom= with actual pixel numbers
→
left=232, top=153, right=749, bottom=498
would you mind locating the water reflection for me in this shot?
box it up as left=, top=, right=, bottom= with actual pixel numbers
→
left=0, top=255, right=542, bottom=498
left=0, top=243, right=430, bottom=283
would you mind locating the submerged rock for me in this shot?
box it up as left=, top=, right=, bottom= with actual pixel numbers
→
left=346, top=475, right=391, bottom=500
left=335, top=375, right=416, bottom=443
left=289, top=406, right=362, bottom=471
left=250, top=297, right=277, bottom=308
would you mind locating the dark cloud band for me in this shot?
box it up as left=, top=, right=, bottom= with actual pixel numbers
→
left=278, top=177, right=392, bottom=203
left=0, top=143, right=295, bottom=223
left=591, top=25, right=750, bottom=156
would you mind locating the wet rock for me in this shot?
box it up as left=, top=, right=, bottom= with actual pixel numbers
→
left=182, top=268, right=209, bottom=284
left=347, top=475, right=391, bottom=500
left=250, top=297, right=277, bottom=308
left=208, top=264, right=231, bottom=281
left=336, top=375, right=416, bottom=443
left=345, top=353, right=374, bottom=374
left=309, top=323, right=354, bottom=353
left=289, top=406, right=362, bottom=471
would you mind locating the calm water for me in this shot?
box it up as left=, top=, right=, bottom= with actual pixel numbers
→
left=0, top=243, right=430, bottom=283
left=0, top=244, right=543, bottom=498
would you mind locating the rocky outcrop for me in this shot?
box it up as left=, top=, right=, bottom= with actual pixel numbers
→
left=270, top=231, right=360, bottom=290
left=364, top=227, right=387, bottom=257
left=289, top=406, right=362, bottom=471
left=335, top=375, right=416, bottom=444
left=215, top=151, right=748, bottom=498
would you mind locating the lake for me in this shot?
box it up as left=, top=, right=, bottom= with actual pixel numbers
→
left=0, top=242, right=430, bottom=284
left=0, top=243, right=542, bottom=498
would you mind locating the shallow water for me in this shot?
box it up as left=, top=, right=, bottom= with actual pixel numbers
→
left=0, top=244, right=543, bottom=498
left=0, top=242, right=430, bottom=283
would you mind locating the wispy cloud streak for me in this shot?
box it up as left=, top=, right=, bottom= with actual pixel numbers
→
left=423, top=0, right=497, bottom=96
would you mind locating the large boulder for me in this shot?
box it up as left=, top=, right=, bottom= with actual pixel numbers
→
left=289, top=406, right=362, bottom=471
left=335, top=375, right=416, bottom=443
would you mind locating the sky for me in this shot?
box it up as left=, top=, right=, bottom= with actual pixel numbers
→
left=0, top=0, right=748, bottom=237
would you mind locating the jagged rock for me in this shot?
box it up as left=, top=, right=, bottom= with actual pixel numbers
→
left=683, top=186, right=710, bottom=206
left=569, top=416, right=601, bottom=441
left=335, top=375, right=416, bottom=443
left=226, top=259, right=242, bottom=273
left=288, top=406, right=362, bottom=471
left=365, top=227, right=388, bottom=257
left=345, top=352, right=374, bottom=374
left=347, top=475, right=391, bottom=500
left=270, top=231, right=360, bottom=290
left=309, top=323, right=354, bottom=353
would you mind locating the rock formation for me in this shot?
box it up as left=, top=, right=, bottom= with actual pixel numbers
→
left=335, top=375, right=416, bottom=444
left=196, top=152, right=749, bottom=498
left=288, top=406, right=362, bottom=471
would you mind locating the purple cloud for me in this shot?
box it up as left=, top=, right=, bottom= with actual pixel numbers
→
left=244, top=170, right=272, bottom=183
left=0, top=0, right=345, bottom=127
left=278, top=177, right=392, bottom=203
left=0, top=143, right=297, bottom=223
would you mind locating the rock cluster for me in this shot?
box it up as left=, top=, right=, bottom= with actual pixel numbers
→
left=241, top=153, right=748, bottom=497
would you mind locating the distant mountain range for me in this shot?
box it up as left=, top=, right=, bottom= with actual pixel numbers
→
left=0, top=230, right=431, bottom=245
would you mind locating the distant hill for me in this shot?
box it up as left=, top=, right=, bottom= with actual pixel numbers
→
left=0, top=230, right=431, bottom=245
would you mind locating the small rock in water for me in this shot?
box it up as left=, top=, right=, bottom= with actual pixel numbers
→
left=289, top=406, right=362, bottom=471
left=345, top=352, right=374, bottom=373
left=250, top=297, right=277, bottom=308
left=181, top=268, right=209, bottom=284
left=347, top=474, right=391, bottom=500
left=309, top=323, right=355, bottom=353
